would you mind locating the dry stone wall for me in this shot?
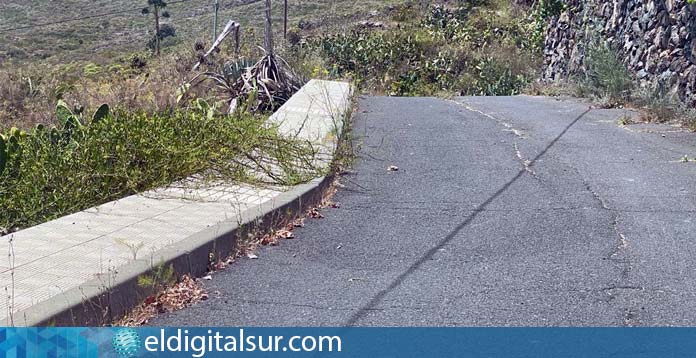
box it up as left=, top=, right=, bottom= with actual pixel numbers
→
left=543, top=0, right=696, bottom=105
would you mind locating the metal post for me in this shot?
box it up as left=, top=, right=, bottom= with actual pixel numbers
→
left=154, top=5, right=161, bottom=56
left=284, top=0, right=288, bottom=41
left=213, top=0, right=220, bottom=43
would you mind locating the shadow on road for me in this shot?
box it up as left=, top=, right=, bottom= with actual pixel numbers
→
left=345, top=106, right=592, bottom=326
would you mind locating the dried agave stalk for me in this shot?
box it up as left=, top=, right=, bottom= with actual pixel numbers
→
left=229, top=52, right=303, bottom=112
left=183, top=0, right=304, bottom=113
left=228, top=0, right=302, bottom=112
left=264, top=0, right=274, bottom=55
left=192, top=20, right=239, bottom=71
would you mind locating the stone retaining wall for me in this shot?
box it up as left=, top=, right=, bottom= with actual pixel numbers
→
left=543, top=0, right=696, bottom=105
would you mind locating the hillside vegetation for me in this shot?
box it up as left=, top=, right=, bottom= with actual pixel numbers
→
left=0, top=0, right=396, bottom=65
left=306, top=0, right=543, bottom=96
left=0, top=0, right=550, bottom=127
left=0, top=0, right=549, bottom=233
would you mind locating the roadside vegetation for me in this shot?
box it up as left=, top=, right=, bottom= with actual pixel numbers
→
left=529, top=38, right=696, bottom=128
left=0, top=0, right=556, bottom=127
left=296, top=1, right=544, bottom=96
left=0, top=0, right=561, bottom=233
left=0, top=0, right=322, bottom=233
left=0, top=103, right=318, bottom=232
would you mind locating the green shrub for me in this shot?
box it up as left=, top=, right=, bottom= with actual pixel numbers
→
left=468, top=56, right=528, bottom=96
left=309, top=1, right=539, bottom=97
left=584, top=41, right=634, bottom=105
left=0, top=107, right=318, bottom=231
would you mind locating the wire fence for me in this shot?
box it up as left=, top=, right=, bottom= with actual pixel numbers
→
left=0, top=0, right=278, bottom=64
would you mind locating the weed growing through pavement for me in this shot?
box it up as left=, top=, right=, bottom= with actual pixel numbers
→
left=617, top=116, right=633, bottom=126
left=113, top=100, right=353, bottom=326
left=78, top=260, right=119, bottom=326
left=4, top=235, right=15, bottom=326
left=116, top=239, right=145, bottom=260
left=137, top=262, right=177, bottom=293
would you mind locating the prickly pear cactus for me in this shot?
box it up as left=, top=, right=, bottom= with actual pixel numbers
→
left=0, top=134, right=6, bottom=175
left=7, top=127, right=23, bottom=153
left=92, top=104, right=110, bottom=123
left=49, top=127, right=61, bottom=145
left=62, top=116, right=84, bottom=142
left=3, top=128, right=24, bottom=175
left=56, top=99, right=74, bottom=126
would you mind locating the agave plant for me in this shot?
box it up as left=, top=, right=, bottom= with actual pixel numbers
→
left=183, top=0, right=304, bottom=113
left=223, top=57, right=256, bottom=81
left=185, top=54, right=303, bottom=113
left=230, top=51, right=303, bottom=112
left=184, top=65, right=240, bottom=111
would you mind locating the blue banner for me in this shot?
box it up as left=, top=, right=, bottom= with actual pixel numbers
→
left=0, top=327, right=694, bottom=357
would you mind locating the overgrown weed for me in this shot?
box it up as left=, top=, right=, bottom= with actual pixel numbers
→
left=583, top=41, right=634, bottom=107
left=0, top=107, right=320, bottom=232
left=298, top=0, right=542, bottom=97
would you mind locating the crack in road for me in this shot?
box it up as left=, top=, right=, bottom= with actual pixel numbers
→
left=514, top=141, right=537, bottom=177
left=563, top=157, right=641, bottom=326
left=454, top=100, right=544, bottom=183
left=344, top=104, right=592, bottom=326
left=454, top=100, right=525, bottom=138
left=456, top=101, right=643, bottom=327
left=573, top=166, right=632, bottom=265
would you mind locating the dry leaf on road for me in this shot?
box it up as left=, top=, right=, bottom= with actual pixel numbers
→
left=293, top=218, right=305, bottom=227
left=307, top=208, right=324, bottom=219
left=277, top=229, right=294, bottom=239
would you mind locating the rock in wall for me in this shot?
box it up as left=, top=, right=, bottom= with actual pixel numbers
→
left=543, top=0, right=696, bottom=105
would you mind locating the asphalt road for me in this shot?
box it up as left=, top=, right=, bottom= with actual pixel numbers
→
left=153, top=96, right=696, bottom=326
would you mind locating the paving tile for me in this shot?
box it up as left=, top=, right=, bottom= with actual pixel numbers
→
left=15, top=273, right=65, bottom=292
left=11, top=259, right=61, bottom=276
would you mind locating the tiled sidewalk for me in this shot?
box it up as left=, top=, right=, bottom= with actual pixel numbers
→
left=0, top=80, right=352, bottom=325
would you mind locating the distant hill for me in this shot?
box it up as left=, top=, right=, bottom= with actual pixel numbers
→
left=0, top=0, right=392, bottom=66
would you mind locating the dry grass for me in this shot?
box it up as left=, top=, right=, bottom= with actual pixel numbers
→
left=0, top=0, right=404, bottom=129
left=0, top=51, right=196, bottom=128
left=114, top=176, right=342, bottom=327
left=114, top=275, right=208, bottom=327
left=0, top=0, right=406, bottom=66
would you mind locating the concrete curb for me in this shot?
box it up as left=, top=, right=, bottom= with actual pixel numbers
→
left=3, top=175, right=335, bottom=327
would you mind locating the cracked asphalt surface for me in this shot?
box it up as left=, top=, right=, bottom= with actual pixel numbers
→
left=153, top=96, right=696, bottom=326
